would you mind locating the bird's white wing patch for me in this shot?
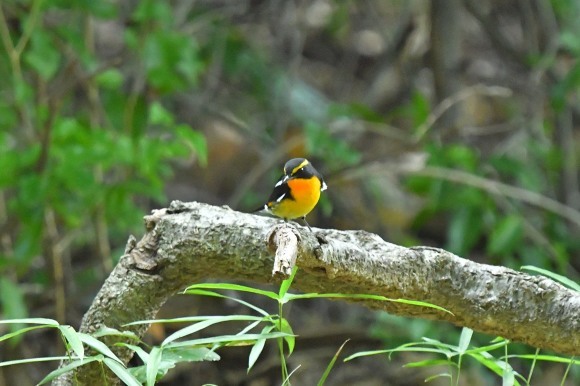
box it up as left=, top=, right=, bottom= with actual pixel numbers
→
left=275, top=175, right=289, bottom=187
left=276, top=193, right=286, bottom=202
left=321, top=181, right=328, bottom=191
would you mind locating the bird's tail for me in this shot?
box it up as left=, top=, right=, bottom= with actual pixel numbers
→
left=252, top=204, right=267, bottom=213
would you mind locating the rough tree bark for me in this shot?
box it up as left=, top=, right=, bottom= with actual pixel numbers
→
left=53, top=201, right=580, bottom=385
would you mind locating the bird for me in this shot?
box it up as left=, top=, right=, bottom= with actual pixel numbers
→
left=259, top=158, right=327, bottom=231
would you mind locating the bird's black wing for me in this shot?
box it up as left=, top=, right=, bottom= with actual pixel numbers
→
left=251, top=175, right=292, bottom=213
left=266, top=176, right=292, bottom=205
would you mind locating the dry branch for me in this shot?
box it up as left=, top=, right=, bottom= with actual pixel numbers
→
left=53, top=201, right=580, bottom=385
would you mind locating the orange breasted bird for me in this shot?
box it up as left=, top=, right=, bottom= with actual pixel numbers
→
left=260, top=158, right=327, bottom=231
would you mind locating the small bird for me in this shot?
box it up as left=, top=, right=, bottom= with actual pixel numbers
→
left=260, top=158, right=327, bottom=231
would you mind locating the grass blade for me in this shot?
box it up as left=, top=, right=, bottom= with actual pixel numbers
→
left=0, top=325, right=51, bottom=343
left=503, top=354, right=578, bottom=365
left=146, top=346, right=162, bottom=386
left=0, top=318, right=59, bottom=326
left=521, top=266, right=580, bottom=291
left=278, top=267, right=298, bottom=298
left=0, top=356, right=71, bottom=367
left=165, top=332, right=291, bottom=349
left=36, top=355, right=102, bottom=385
left=185, top=289, right=270, bottom=317
left=58, top=325, right=84, bottom=361
left=162, top=315, right=266, bottom=346
left=184, top=283, right=279, bottom=300
left=247, top=326, right=273, bottom=372
left=317, top=339, right=349, bottom=386
left=104, top=357, right=142, bottom=386
left=283, top=293, right=452, bottom=314
left=78, top=333, right=123, bottom=364
left=458, top=328, right=473, bottom=354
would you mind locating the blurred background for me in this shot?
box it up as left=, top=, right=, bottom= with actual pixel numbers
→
left=1, top=0, right=579, bottom=385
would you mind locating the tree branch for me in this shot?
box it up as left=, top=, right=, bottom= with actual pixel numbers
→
left=53, top=201, right=580, bottom=385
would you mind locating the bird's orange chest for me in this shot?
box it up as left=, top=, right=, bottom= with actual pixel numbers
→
left=287, top=178, right=321, bottom=208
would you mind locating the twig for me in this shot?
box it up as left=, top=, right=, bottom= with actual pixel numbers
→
left=268, top=224, right=301, bottom=279
left=410, top=166, right=580, bottom=228
left=462, top=0, right=528, bottom=66
left=338, top=162, right=580, bottom=228
left=413, top=84, right=512, bottom=142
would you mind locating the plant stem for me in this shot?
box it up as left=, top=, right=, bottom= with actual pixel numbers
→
left=560, top=356, right=575, bottom=386
left=278, top=301, right=289, bottom=384
left=455, top=355, right=462, bottom=386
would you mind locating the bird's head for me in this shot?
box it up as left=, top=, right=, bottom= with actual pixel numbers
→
left=282, top=158, right=327, bottom=191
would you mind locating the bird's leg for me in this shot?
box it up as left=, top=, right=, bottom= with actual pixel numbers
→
left=301, top=216, right=313, bottom=232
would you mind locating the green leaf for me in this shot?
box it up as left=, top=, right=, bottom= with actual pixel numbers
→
left=520, top=265, right=580, bottom=292
left=238, top=320, right=263, bottom=336
left=163, top=346, right=220, bottom=363
left=0, top=356, right=70, bottom=367
left=0, top=278, right=29, bottom=337
left=420, top=337, right=458, bottom=352
left=502, top=367, right=515, bottom=386
left=446, top=145, right=479, bottom=172
left=304, top=121, right=361, bottom=167
left=317, top=340, right=349, bottom=386
left=279, top=318, right=295, bottom=355
left=248, top=326, right=273, bottom=372
left=130, top=347, right=219, bottom=383
left=104, top=357, right=142, bottom=386
left=278, top=266, right=298, bottom=298
left=343, top=349, right=391, bottom=361
left=328, top=102, right=384, bottom=122
left=503, top=354, right=579, bottom=365
left=552, top=62, right=580, bottom=111
left=409, top=90, right=431, bottom=130
left=116, top=343, right=150, bottom=363
left=403, top=358, right=453, bottom=368
left=185, top=283, right=280, bottom=301
left=36, top=355, right=103, bottom=385
left=447, top=206, right=483, bottom=255
left=161, top=315, right=267, bottom=346
left=175, top=124, right=207, bottom=166
left=148, top=102, right=174, bottom=126
left=93, top=327, right=140, bottom=340
left=95, top=69, right=124, bottom=89
left=345, top=342, right=456, bottom=362
left=185, top=289, right=270, bottom=317
left=424, top=372, right=453, bottom=382
left=147, top=346, right=162, bottom=386
left=0, top=106, right=18, bottom=136
left=488, top=215, right=524, bottom=256
left=78, top=333, right=123, bottom=364
left=23, top=31, right=61, bottom=80
left=13, top=77, right=34, bottom=105
left=164, top=332, right=292, bottom=349
left=58, top=325, right=84, bottom=361
left=142, top=31, right=203, bottom=93
left=0, top=326, right=54, bottom=344
left=560, top=31, right=580, bottom=55
left=126, top=315, right=264, bottom=327
left=470, top=352, right=522, bottom=386
left=132, top=0, right=173, bottom=25
left=464, top=339, right=509, bottom=355
left=283, top=292, right=452, bottom=315
left=458, top=328, right=473, bottom=354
